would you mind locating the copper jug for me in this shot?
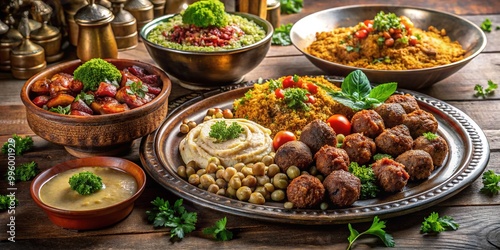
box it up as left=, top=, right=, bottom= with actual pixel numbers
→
left=74, top=0, right=118, bottom=62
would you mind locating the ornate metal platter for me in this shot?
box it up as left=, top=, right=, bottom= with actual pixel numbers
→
left=140, top=78, right=489, bottom=225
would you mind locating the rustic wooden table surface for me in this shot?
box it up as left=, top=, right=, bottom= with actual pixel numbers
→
left=1, top=0, right=499, bottom=249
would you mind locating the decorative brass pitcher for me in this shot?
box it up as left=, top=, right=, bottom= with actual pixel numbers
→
left=74, top=0, right=118, bottom=61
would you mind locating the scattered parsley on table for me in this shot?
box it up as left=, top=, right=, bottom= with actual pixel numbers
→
left=420, top=212, right=459, bottom=234
left=272, top=23, right=293, bottom=46
left=6, top=161, right=40, bottom=182
left=1, top=134, right=33, bottom=155
left=474, top=80, right=498, bottom=98
left=202, top=217, right=234, bottom=241
left=480, top=170, right=500, bottom=196
left=347, top=216, right=395, bottom=250
left=146, top=197, right=197, bottom=241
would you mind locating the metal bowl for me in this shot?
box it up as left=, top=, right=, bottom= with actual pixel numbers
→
left=140, top=12, right=273, bottom=89
left=290, top=5, right=487, bottom=89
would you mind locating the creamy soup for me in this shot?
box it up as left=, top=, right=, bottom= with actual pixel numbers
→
left=40, top=166, right=138, bottom=211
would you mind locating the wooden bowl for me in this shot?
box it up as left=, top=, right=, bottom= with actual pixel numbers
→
left=20, top=58, right=172, bottom=157
left=30, top=156, right=146, bottom=230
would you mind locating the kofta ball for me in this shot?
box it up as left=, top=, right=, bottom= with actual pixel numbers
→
left=351, top=109, right=385, bottom=138
left=385, top=94, right=420, bottom=113
left=286, top=174, right=325, bottom=208
left=274, top=140, right=313, bottom=172
left=395, top=149, right=434, bottom=180
left=413, top=134, right=449, bottom=166
left=314, top=145, right=350, bottom=176
left=375, top=124, right=413, bottom=157
left=372, top=158, right=409, bottom=193
left=374, top=103, right=406, bottom=128
left=299, top=119, right=337, bottom=154
left=342, top=133, right=376, bottom=165
left=403, top=109, right=438, bottom=138
left=323, top=170, right=361, bottom=207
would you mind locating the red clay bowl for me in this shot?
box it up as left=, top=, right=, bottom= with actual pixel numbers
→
left=30, top=156, right=146, bottom=230
left=20, top=58, right=172, bottom=157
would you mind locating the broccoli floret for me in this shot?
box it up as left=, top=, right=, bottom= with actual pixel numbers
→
left=73, top=58, right=122, bottom=91
left=182, top=0, right=228, bottom=28
left=69, top=171, right=103, bottom=195
left=348, top=162, right=380, bottom=199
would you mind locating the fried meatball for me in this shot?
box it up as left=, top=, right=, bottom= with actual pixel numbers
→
left=372, top=158, right=409, bottom=193
left=286, top=174, right=325, bottom=208
left=323, top=170, right=361, bottom=207
left=413, top=134, right=449, bottom=166
left=342, top=133, right=376, bottom=165
left=403, top=109, right=438, bottom=138
left=385, top=94, right=420, bottom=113
left=374, top=103, right=406, bottom=128
left=351, top=109, right=385, bottom=138
left=315, top=145, right=350, bottom=176
left=375, top=124, right=413, bottom=157
left=299, top=119, right=337, bottom=154
left=274, top=140, right=313, bottom=172
left=395, top=149, right=434, bottom=181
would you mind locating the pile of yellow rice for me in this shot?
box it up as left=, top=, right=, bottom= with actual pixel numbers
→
left=233, top=76, right=354, bottom=137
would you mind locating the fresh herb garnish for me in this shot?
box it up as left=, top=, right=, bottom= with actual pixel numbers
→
left=420, top=212, right=459, bottom=234
left=347, top=216, right=395, bottom=250
left=126, top=80, right=148, bottom=98
left=283, top=87, right=309, bottom=110
left=474, top=80, right=497, bottom=98
left=5, top=161, right=40, bottom=182
left=0, top=194, right=18, bottom=211
left=209, top=120, right=244, bottom=142
left=348, top=162, right=380, bottom=199
left=322, top=70, right=397, bottom=111
left=2, top=134, right=33, bottom=155
left=373, top=11, right=402, bottom=32
left=68, top=171, right=103, bottom=195
left=146, top=197, right=197, bottom=240
left=481, top=18, right=492, bottom=32
left=202, top=217, right=234, bottom=241
left=272, top=23, right=293, bottom=46
left=480, top=170, right=500, bottom=196
left=268, top=78, right=282, bottom=91
left=49, top=104, right=71, bottom=115
left=75, top=92, right=95, bottom=106
left=423, top=132, right=438, bottom=140
left=280, top=0, right=303, bottom=14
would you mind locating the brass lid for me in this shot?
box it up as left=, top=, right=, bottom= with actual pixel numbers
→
left=75, top=0, right=115, bottom=26
left=125, top=0, right=153, bottom=11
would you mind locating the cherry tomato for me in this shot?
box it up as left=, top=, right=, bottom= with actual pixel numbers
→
left=363, top=20, right=374, bottom=32
left=275, top=88, right=285, bottom=99
left=305, top=82, right=318, bottom=94
left=306, top=94, right=316, bottom=104
left=282, top=76, right=296, bottom=89
left=409, top=36, right=418, bottom=46
left=327, top=114, right=351, bottom=135
left=273, top=131, right=296, bottom=151
left=354, top=29, right=368, bottom=39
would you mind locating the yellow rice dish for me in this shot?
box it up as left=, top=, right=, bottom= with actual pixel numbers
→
left=233, top=76, right=354, bottom=137
left=306, top=11, right=466, bottom=70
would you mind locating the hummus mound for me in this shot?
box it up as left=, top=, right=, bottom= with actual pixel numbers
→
left=179, top=118, right=273, bottom=168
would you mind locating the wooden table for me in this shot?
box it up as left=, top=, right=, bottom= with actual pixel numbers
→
left=1, top=0, right=499, bottom=249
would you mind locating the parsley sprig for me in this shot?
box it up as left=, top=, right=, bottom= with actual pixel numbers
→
left=1, top=134, right=33, bottom=155
left=420, top=212, right=459, bottom=234
left=68, top=171, right=103, bottom=195
left=209, top=120, right=244, bottom=143
left=474, top=80, right=498, bottom=98
left=480, top=170, right=500, bottom=196
left=280, top=0, right=303, bottom=14
left=348, top=162, right=380, bottom=199
left=126, top=80, right=148, bottom=98
left=272, top=23, right=293, bottom=46
left=202, top=217, right=234, bottom=241
left=5, top=161, right=40, bottom=182
left=146, top=197, right=197, bottom=240
left=347, top=216, right=395, bottom=250
left=0, top=194, right=18, bottom=211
